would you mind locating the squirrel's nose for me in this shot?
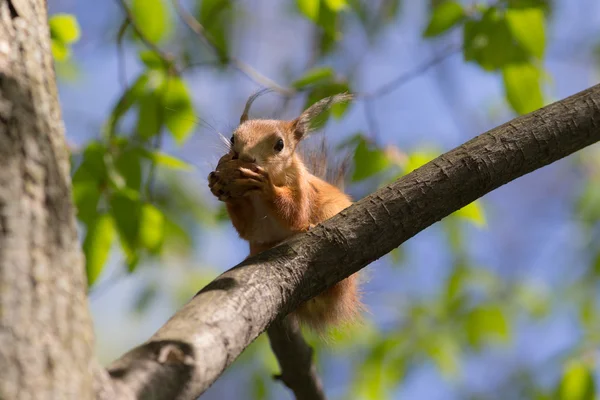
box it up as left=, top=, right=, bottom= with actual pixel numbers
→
left=238, top=153, right=256, bottom=163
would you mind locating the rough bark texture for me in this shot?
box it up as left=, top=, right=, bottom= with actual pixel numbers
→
left=107, top=84, right=600, bottom=399
left=0, top=0, right=98, bottom=398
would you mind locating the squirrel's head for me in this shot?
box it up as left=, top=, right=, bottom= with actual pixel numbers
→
left=229, top=91, right=352, bottom=179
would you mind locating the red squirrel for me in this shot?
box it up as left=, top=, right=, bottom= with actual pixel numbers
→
left=207, top=92, right=361, bottom=331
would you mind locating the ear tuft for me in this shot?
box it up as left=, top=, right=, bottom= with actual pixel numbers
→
left=240, top=88, right=273, bottom=124
left=292, top=93, right=353, bottom=141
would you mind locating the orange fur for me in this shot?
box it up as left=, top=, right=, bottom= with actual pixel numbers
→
left=208, top=94, right=361, bottom=331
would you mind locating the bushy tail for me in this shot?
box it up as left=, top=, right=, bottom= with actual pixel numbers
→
left=299, top=136, right=350, bottom=190
left=293, top=274, right=363, bottom=333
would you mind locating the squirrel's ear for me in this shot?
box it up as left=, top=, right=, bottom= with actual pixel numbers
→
left=239, top=88, right=272, bottom=124
left=291, top=93, right=353, bottom=141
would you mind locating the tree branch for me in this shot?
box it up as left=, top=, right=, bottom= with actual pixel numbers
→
left=105, top=84, right=600, bottom=399
left=267, top=318, right=326, bottom=400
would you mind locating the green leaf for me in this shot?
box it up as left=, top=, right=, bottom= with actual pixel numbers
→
left=49, top=14, right=81, bottom=44
left=131, top=0, right=171, bottom=43
left=292, top=67, right=335, bottom=89
left=423, top=1, right=465, bottom=37
left=403, top=149, right=438, bottom=174
left=114, top=148, right=142, bottom=190
left=505, top=7, right=545, bottom=58
left=465, top=305, right=511, bottom=348
left=198, top=0, right=232, bottom=61
left=139, top=204, right=165, bottom=253
left=139, top=50, right=165, bottom=70
left=352, top=137, right=390, bottom=182
left=107, top=73, right=149, bottom=137
left=463, top=8, right=528, bottom=71
left=558, top=361, right=595, bottom=400
left=577, top=183, right=600, bottom=225
left=324, top=0, right=347, bottom=12
left=50, top=40, right=70, bottom=61
left=72, top=181, right=101, bottom=225
left=502, top=63, right=543, bottom=114
left=454, top=201, right=486, bottom=227
left=136, top=91, right=162, bottom=140
left=110, top=192, right=141, bottom=270
left=163, top=77, right=196, bottom=143
left=72, top=142, right=108, bottom=184
left=251, top=372, right=268, bottom=400
left=140, top=149, right=193, bottom=171
left=425, top=336, right=460, bottom=379
left=297, top=0, right=320, bottom=21
left=83, top=213, right=115, bottom=286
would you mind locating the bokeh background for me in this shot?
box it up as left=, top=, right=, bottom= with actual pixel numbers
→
left=47, top=0, right=600, bottom=398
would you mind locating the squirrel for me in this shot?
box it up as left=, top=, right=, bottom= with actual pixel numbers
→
left=207, top=92, right=361, bottom=331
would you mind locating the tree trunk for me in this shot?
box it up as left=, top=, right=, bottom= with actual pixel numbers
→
left=0, top=1, right=97, bottom=398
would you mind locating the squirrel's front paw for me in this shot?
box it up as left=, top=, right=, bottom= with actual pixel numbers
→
left=208, top=171, right=231, bottom=201
left=237, top=166, right=274, bottom=198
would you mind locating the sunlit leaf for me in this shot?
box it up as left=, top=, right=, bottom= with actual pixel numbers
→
left=297, top=0, right=320, bottom=21
left=139, top=50, right=165, bottom=70
left=454, top=201, right=486, bottom=227
left=403, top=149, right=438, bottom=174
left=423, top=1, right=465, bottom=37
left=49, top=14, right=81, bottom=43
left=292, top=67, right=335, bottom=89
left=506, top=7, right=546, bottom=58
left=425, top=336, right=461, bottom=379
left=465, top=305, right=511, bottom=348
left=352, top=137, right=390, bottom=181
left=576, top=183, right=600, bottom=226
left=50, top=40, right=70, bottom=61
left=324, top=0, right=347, bottom=12
left=83, top=213, right=115, bottom=286
left=558, top=361, right=595, bottom=400
left=131, top=0, right=171, bottom=43
left=502, top=63, right=544, bottom=114
left=139, top=204, right=165, bottom=253
left=251, top=371, right=268, bottom=400
left=163, top=77, right=196, bottom=144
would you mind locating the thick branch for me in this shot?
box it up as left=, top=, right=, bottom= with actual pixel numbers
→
left=107, top=84, right=600, bottom=399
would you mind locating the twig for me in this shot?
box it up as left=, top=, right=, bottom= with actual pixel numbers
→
left=363, top=44, right=461, bottom=99
left=116, top=19, right=129, bottom=90
left=267, top=318, right=326, bottom=400
left=363, top=98, right=380, bottom=141
left=113, top=0, right=177, bottom=73
left=171, top=0, right=294, bottom=95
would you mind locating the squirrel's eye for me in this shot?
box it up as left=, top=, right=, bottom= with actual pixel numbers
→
left=274, top=138, right=284, bottom=152
left=230, top=135, right=235, bottom=145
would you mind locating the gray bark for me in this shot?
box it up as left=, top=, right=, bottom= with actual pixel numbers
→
left=0, top=0, right=100, bottom=398
left=107, top=84, right=600, bottom=399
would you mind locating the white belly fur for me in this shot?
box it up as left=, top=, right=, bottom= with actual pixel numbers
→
left=248, top=194, right=293, bottom=244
